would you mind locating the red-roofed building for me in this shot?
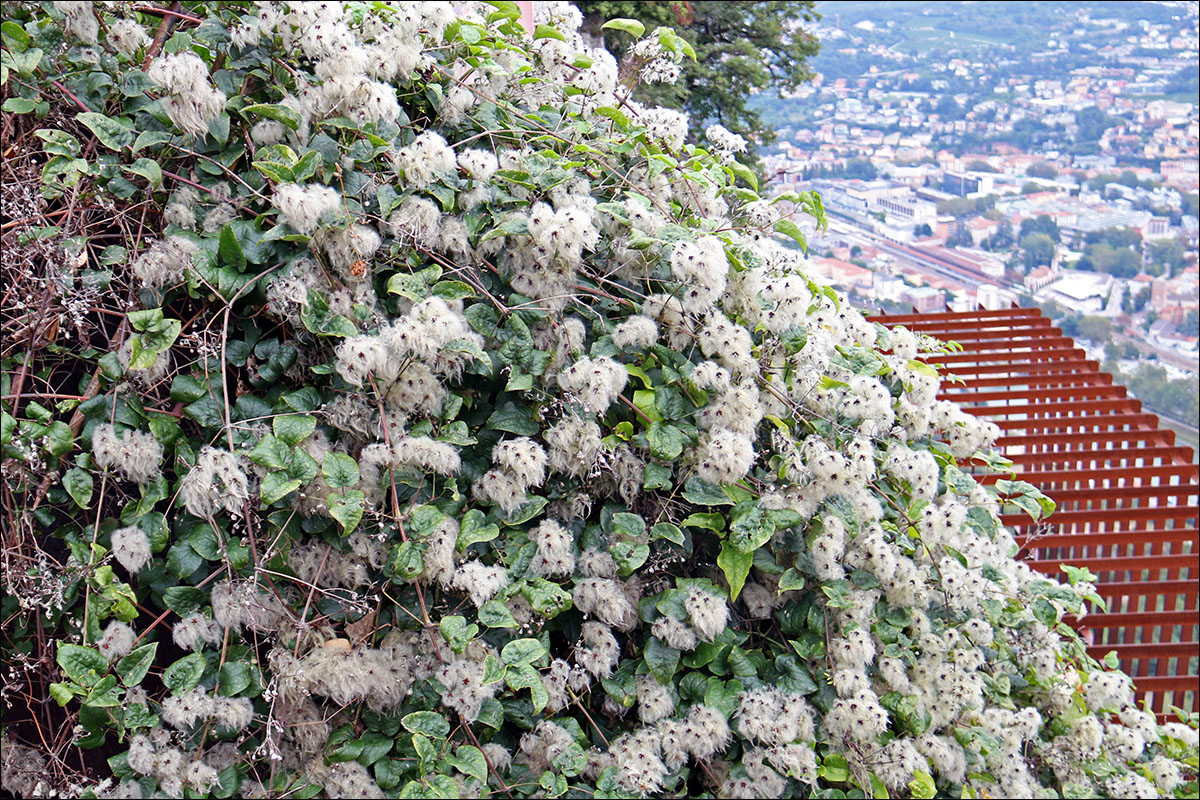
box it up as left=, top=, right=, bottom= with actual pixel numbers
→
left=1024, top=265, right=1058, bottom=291
left=813, top=258, right=873, bottom=291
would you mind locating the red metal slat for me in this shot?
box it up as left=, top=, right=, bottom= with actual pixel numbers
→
left=941, top=361, right=1103, bottom=378
left=1008, top=482, right=1195, bottom=501
left=953, top=385, right=1128, bottom=404
left=1070, top=609, right=1200, bottom=628
left=927, top=347, right=1088, bottom=365
left=927, top=336, right=1079, bottom=352
left=1089, top=643, right=1200, bottom=662
left=963, top=398, right=1143, bottom=417
left=990, top=413, right=1161, bottom=432
left=1027, top=554, right=1198, bottom=574
left=976, top=465, right=1198, bottom=486
left=877, top=307, right=1197, bottom=714
left=999, top=446, right=1195, bottom=469
left=1014, top=528, right=1198, bottom=549
left=996, top=429, right=1176, bottom=449
left=942, top=372, right=1115, bottom=390
left=1092, top=579, right=1199, bottom=599
left=1002, top=506, right=1198, bottom=527
left=917, top=328, right=1062, bottom=345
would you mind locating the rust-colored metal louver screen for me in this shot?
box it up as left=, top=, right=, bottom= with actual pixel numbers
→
left=871, top=307, right=1198, bottom=719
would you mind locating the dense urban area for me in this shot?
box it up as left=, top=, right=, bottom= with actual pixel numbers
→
left=760, top=1, right=1199, bottom=444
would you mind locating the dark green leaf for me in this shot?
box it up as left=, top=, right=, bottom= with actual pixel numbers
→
left=217, top=662, right=251, bottom=696
left=718, top=542, right=753, bottom=601
left=322, top=452, right=360, bottom=488
left=162, top=653, right=205, bottom=695
left=401, top=711, right=450, bottom=739
left=643, top=637, right=679, bottom=684
left=328, top=490, right=365, bottom=533
left=63, top=467, right=93, bottom=509
left=486, top=402, right=540, bottom=436
left=115, top=643, right=157, bottom=688
left=77, top=112, right=133, bottom=151
left=56, top=644, right=107, bottom=686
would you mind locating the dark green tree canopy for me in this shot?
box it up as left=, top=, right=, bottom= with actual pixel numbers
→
left=574, top=1, right=820, bottom=155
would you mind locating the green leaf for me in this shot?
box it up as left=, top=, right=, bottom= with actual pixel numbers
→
left=76, top=112, right=133, bottom=151
left=523, top=578, right=573, bottom=618
left=632, top=388, right=662, bottom=422
left=601, top=18, right=645, bottom=37
left=478, top=599, right=518, bottom=628
left=322, top=452, right=360, bottom=488
left=718, top=542, right=753, bottom=601
left=162, top=653, right=205, bottom=695
left=401, top=711, right=450, bottom=739
left=501, top=638, right=546, bottom=666
left=240, top=103, right=300, bottom=131
left=35, top=129, right=81, bottom=157
left=774, top=654, right=817, bottom=695
left=253, top=159, right=293, bottom=184
left=774, top=219, right=807, bottom=250
left=357, top=731, right=394, bottom=766
left=485, top=1, right=522, bottom=23
left=448, top=745, right=488, bottom=783
left=439, top=616, right=478, bottom=652
left=246, top=435, right=290, bottom=470
left=643, top=637, right=679, bottom=684
left=292, top=150, right=321, bottom=183
left=326, top=725, right=365, bottom=763
left=217, top=662, right=251, bottom=696
left=386, top=270, right=434, bottom=302
left=328, top=490, right=365, bottom=534
left=729, top=160, right=758, bottom=191
left=610, top=512, right=645, bottom=538
left=115, top=643, right=157, bottom=688
left=50, top=682, right=77, bottom=706
left=125, top=157, right=162, bottom=189
left=132, top=130, right=173, bottom=153
left=2, top=97, right=38, bottom=113
left=728, top=501, right=774, bottom=553
left=681, top=512, right=724, bottom=531
left=169, top=374, right=206, bottom=403
left=681, top=477, right=733, bottom=505
left=56, top=644, right=107, bottom=686
left=819, top=753, right=851, bottom=784
left=909, top=770, right=937, bottom=799
left=63, top=467, right=93, bottom=509
left=703, top=677, right=743, bottom=719
left=778, top=568, right=805, bottom=592
left=261, top=472, right=302, bottom=505
left=650, top=522, right=684, bottom=544
left=385, top=541, right=424, bottom=582
left=533, top=23, right=566, bottom=41
left=457, top=509, right=500, bottom=550
left=610, top=542, right=650, bottom=576
left=162, top=587, right=207, bottom=616
left=218, top=223, right=246, bottom=270
left=646, top=422, right=684, bottom=461
left=505, top=663, right=550, bottom=713
left=482, top=653, right=506, bottom=686
left=6, top=46, right=42, bottom=78
left=1, top=21, right=31, bottom=50
left=165, top=541, right=203, bottom=578
left=408, top=504, right=447, bottom=538
left=486, top=402, right=540, bottom=436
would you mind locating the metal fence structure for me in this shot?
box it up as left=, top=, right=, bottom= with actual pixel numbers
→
left=871, top=306, right=1198, bottom=719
